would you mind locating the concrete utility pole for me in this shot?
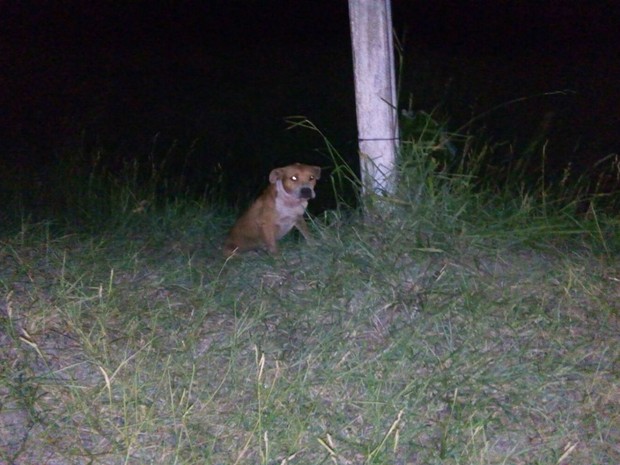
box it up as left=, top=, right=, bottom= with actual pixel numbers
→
left=348, top=0, right=399, bottom=196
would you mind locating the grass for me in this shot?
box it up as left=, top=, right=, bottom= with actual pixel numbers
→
left=1, top=129, right=619, bottom=464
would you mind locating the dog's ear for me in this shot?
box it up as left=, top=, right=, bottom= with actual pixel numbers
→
left=311, top=166, right=321, bottom=180
left=269, top=168, right=283, bottom=184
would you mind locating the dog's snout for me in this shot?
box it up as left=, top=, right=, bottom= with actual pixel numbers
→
left=299, top=187, right=314, bottom=199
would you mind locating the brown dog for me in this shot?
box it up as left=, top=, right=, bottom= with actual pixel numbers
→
left=223, top=163, right=321, bottom=256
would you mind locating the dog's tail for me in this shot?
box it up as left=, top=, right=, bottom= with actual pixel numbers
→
left=222, top=240, right=239, bottom=258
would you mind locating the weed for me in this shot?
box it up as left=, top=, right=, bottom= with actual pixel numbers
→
left=1, top=118, right=618, bottom=464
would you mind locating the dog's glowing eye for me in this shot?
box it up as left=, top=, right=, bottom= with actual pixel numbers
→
left=309, top=176, right=315, bottom=180
left=291, top=175, right=298, bottom=181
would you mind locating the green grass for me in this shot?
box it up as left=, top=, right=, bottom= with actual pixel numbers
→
left=1, top=133, right=619, bottom=464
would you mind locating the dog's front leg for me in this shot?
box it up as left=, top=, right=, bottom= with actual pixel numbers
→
left=294, top=217, right=313, bottom=242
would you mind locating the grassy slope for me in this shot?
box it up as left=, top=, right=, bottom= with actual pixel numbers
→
left=1, top=148, right=619, bottom=464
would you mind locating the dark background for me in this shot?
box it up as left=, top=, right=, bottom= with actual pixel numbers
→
left=1, top=0, right=618, bottom=212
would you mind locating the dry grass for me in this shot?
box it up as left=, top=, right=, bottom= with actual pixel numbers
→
left=1, top=196, right=618, bottom=464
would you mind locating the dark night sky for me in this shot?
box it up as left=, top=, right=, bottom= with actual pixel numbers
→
left=1, top=0, right=619, bottom=203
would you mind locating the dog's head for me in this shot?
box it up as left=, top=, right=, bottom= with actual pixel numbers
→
left=270, top=163, right=321, bottom=200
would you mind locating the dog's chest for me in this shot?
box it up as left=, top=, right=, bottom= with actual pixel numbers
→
left=274, top=196, right=306, bottom=237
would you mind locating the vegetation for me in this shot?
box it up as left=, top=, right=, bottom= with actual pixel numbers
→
left=1, top=119, right=618, bottom=464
